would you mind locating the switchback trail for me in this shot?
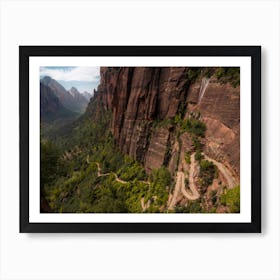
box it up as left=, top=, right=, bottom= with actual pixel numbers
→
left=94, top=161, right=128, bottom=184
left=202, top=153, right=237, bottom=189
left=86, top=155, right=152, bottom=211
left=168, top=172, right=183, bottom=210
left=87, top=153, right=236, bottom=212
left=86, top=155, right=150, bottom=185
left=168, top=153, right=200, bottom=210
left=181, top=153, right=200, bottom=200
left=141, top=197, right=150, bottom=212
left=168, top=152, right=237, bottom=210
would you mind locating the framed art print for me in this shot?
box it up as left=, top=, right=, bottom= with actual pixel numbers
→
left=19, top=46, right=261, bottom=233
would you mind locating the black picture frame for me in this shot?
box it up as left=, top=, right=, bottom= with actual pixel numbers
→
left=20, top=46, right=261, bottom=233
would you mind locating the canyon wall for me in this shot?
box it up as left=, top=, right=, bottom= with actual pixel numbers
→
left=91, top=67, right=240, bottom=181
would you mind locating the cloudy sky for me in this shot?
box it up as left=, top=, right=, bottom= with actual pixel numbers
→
left=40, top=66, right=100, bottom=93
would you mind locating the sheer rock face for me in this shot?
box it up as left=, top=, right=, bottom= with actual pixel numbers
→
left=187, top=78, right=240, bottom=179
left=92, top=67, right=240, bottom=179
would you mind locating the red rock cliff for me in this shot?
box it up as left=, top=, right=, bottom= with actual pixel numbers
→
left=92, top=67, right=240, bottom=181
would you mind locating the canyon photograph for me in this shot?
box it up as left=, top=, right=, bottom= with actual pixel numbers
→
left=40, top=66, right=240, bottom=214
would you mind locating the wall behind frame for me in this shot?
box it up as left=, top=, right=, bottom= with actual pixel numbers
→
left=0, top=0, right=279, bottom=279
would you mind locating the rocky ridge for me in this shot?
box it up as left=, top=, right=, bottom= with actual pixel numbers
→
left=41, top=76, right=89, bottom=114
left=91, top=67, right=239, bottom=177
left=86, top=67, right=240, bottom=210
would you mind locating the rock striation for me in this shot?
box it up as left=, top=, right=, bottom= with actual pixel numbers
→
left=89, top=67, right=240, bottom=181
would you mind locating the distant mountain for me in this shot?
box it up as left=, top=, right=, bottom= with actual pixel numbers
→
left=69, top=87, right=89, bottom=109
left=81, top=91, right=93, bottom=101
left=68, top=86, right=80, bottom=97
left=40, top=82, right=78, bottom=123
left=41, top=76, right=88, bottom=114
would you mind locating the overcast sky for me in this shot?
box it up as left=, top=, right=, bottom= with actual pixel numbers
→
left=40, top=66, right=100, bottom=93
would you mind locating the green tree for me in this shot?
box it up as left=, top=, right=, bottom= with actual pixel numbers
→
left=199, top=160, right=217, bottom=192
left=220, top=185, right=240, bottom=213
left=40, top=140, right=60, bottom=187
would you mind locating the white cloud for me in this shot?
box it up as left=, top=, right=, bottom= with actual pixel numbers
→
left=40, top=66, right=100, bottom=82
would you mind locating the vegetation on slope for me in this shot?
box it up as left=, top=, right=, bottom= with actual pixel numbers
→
left=220, top=185, right=240, bottom=213
left=199, top=160, right=218, bottom=193
left=186, top=67, right=240, bottom=87
left=40, top=66, right=240, bottom=214
left=41, top=99, right=173, bottom=213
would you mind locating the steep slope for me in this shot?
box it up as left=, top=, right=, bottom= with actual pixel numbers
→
left=43, top=67, right=240, bottom=213
left=87, top=67, right=240, bottom=212
left=81, top=91, right=93, bottom=101
left=41, top=76, right=88, bottom=113
left=40, top=82, right=78, bottom=123
left=92, top=67, right=239, bottom=178
left=69, top=87, right=88, bottom=110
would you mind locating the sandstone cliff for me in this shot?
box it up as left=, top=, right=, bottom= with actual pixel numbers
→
left=90, top=67, right=240, bottom=184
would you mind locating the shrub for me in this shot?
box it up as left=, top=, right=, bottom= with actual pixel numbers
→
left=40, top=140, right=60, bottom=187
left=215, top=67, right=240, bottom=88
left=209, top=207, right=216, bottom=213
left=185, top=151, right=191, bottom=164
left=210, top=190, right=217, bottom=205
left=186, top=68, right=201, bottom=82
left=150, top=167, right=172, bottom=188
left=174, top=114, right=183, bottom=126
left=192, top=136, right=202, bottom=150
left=184, top=177, right=189, bottom=188
left=181, top=118, right=206, bottom=137
left=118, top=158, right=147, bottom=181
left=195, top=150, right=203, bottom=162
left=175, top=199, right=203, bottom=213
left=199, top=160, right=217, bottom=192
left=152, top=118, right=173, bottom=129
left=149, top=167, right=172, bottom=207
left=220, top=185, right=240, bottom=213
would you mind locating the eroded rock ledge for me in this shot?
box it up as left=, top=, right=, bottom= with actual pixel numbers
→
left=89, top=67, right=240, bottom=182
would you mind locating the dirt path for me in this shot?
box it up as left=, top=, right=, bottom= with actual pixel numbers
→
left=168, top=149, right=239, bottom=209
left=139, top=180, right=151, bottom=185
left=92, top=162, right=128, bottom=184
left=141, top=197, right=150, bottom=212
left=89, top=160, right=152, bottom=187
left=168, top=153, right=201, bottom=209
left=168, top=172, right=183, bottom=210
left=94, top=162, right=103, bottom=177
left=202, top=153, right=237, bottom=189
left=114, top=176, right=128, bottom=184
left=87, top=158, right=152, bottom=210
left=183, top=153, right=200, bottom=200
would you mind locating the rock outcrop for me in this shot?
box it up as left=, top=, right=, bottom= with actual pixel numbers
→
left=89, top=67, right=240, bottom=181
left=187, top=78, right=240, bottom=179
